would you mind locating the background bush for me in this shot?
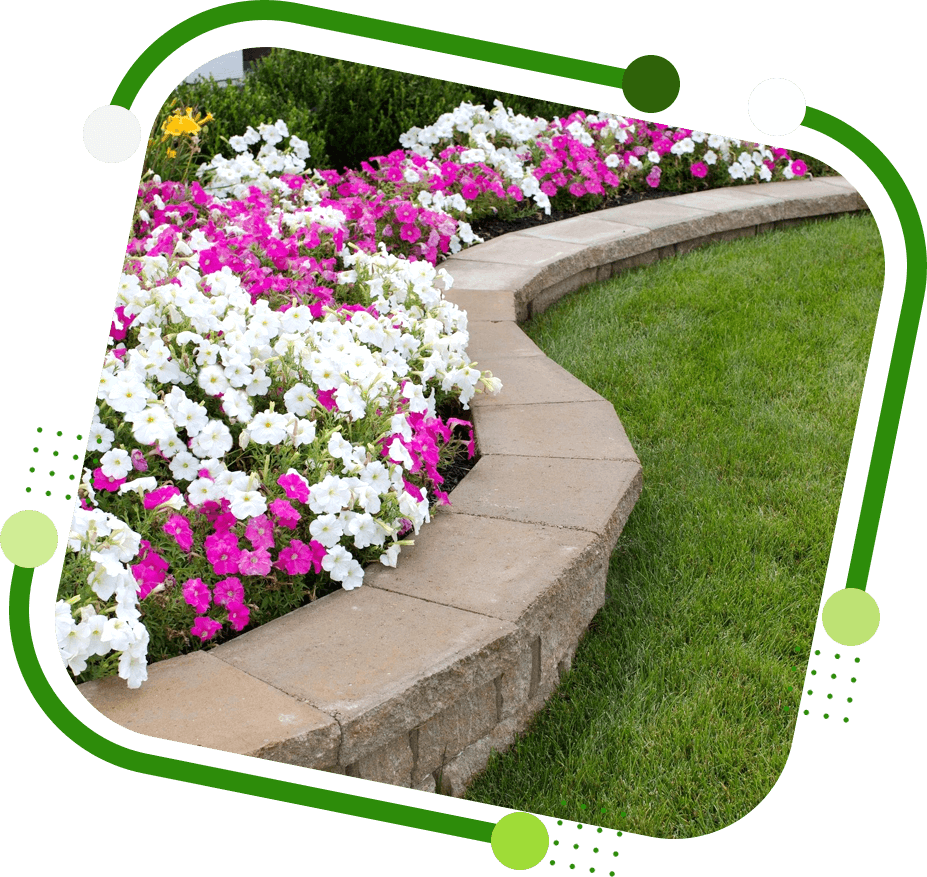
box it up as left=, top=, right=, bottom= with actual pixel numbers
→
left=154, top=47, right=835, bottom=184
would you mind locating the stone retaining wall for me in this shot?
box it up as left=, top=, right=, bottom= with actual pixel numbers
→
left=79, top=176, right=866, bottom=796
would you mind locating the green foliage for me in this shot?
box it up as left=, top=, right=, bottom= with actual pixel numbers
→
left=155, top=49, right=602, bottom=178
left=246, top=50, right=477, bottom=171
left=151, top=74, right=329, bottom=175
left=149, top=48, right=838, bottom=195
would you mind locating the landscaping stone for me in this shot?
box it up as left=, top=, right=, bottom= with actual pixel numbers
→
left=78, top=178, right=863, bottom=798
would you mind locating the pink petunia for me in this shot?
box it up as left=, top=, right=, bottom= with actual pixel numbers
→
left=204, top=531, right=236, bottom=557
left=131, top=449, right=148, bottom=472
left=307, top=540, right=326, bottom=575
left=143, top=485, right=181, bottom=510
left=399, top=223, right=422, bottom=243
left=162, top=513, right=193, bottom=552
left=132, top=563, right=165, bottom=600
left=226, top=601, right=251, bottom=632
left=92, top=467, right=126, bottom=493
left=204, top=531, right=242, bottom=575
left=277, top=472, right=310, bottom=504
left=275, top=539, right=315, bottom=575
left=238, top=547, right=273, bottom=577
left=402, top=479, right=424, bottom=502
left=213, top=576, right=245, bottom=607
left=182, top=578, right=211, bottom=614
left=791, top=159, right=807, bottom=176
left=245, top=513, right=276, bottom=549
left=268, top=498, right=300, bottom=529
left=212, top=511, right=238, bottom=533
left=316, top=389, right=337, bottom=411
left=690, top=161, right=708, bottom=179
left=191, top=615, right=223, bottom=641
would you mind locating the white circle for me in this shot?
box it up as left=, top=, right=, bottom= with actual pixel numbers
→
left=748, top=78, right=807, bottom=137
left=83, top=105, right=142, bottom=163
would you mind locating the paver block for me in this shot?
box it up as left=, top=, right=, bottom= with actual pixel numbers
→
left=444, top=455, right=643, bottom=552
left=442, top=288, right=519, bottom=323
left=741, top=177, right=863, bottom=218
left=474, top=399, right=640, bottom=462
left=440, top=259, right=540, bottom=296
left=345, top=733, right=414, bottom=787
left=527, top=265, right=600, bottom=317
left=469, top=355, right=605, bottom=407
left=674, top=225, right=757, bottom=256
left=412, top=679, right=499, bottom=785
left=364, top=511, right=610, bottom=721
left=211, top=586, right=521, bottom=766
left=465, top=321, right=544, bottom=363
left=515, top=216, right=653, bottom=264
left=78, top=651, right=341, bottom=766
left=586, top=199, right=718, bottom=249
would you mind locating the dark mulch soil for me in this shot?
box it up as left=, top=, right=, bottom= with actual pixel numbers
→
left=437, top=186, right=683, bottom=493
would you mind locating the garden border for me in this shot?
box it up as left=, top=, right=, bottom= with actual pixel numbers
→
left=79, top=176, right=867, bottom=796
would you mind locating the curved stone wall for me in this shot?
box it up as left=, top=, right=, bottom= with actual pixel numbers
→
left=79, top=176, right=866, bottom=795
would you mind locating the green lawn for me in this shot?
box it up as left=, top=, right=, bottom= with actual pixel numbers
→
left=462, top=212, right=884, bottom=838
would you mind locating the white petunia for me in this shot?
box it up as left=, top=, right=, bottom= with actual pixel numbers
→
left=327, top=431, right=354, bottom=463
left=379, top=543, right=402, bottom=568
left=87, top=421, right=115, bottom=454
left=246, top=368, right=272, bottom=396
left=308, top=474, right=353, bottom=515
left=247, top=410, right=289, bottom=445
left=191, top=421, right=233, bottom=458
left=352, top=482, right=382, bottom=515
left=283, top=383, right=315, bottom=417
left=168, top=451, right=199, bottom=481
left=386, top=437, right=414, bottom=469
left=187, top=478, right=218, bottom=505
left=173, top=398, right=209, bottom=436
left=107, top=375, right=151, bottom=414
left=128, top=405, right=174, bottom=446
left=309, top=514, right=344, bottom=549
left=340, top=560, right=364, bottom=590
left=229, top=489, right=268, bottom=520
left=334, top=383, right=367, bottom=420
left=99, top=448, right=132, bottom=479
left=197, top=364, right=230, bottom=396
left=117, top=476, right=158, bottom=496
left=359, top=461, right=391, bottom=494
left=321, top=544, right=355, bottom=582
left=346, top=513, right=384, bottom=549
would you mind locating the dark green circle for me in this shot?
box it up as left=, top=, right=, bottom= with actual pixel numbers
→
left=621, top=55, right=680, bottom=113
left=25, top=487, right=31, bottom=493
left=56, top=431, right=62, bottom=436
left=844, top=718, right=849, bottom=723
left=824, top=714, right=829, bottom=719
left=847, top=697, right=853, bottom=703
left=36, top=428, right=42, bottom=433
left=855, top=657, right=860, bottom=663
left=29, top=468, right=34, bottom=473
left=815, top=650, right=820, bottom=655
left=491, top=812, right=549, bottom=871
left=49, top=471, right=55, bottom=477
left=803, top=710, right=809, bottom=715
left=851, top=677, right=857, bottom=683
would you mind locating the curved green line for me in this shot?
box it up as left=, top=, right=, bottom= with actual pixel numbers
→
left=801, top=107, right=926, bottom=591
left=111, top=0, right=624, bottom=110
left=60, top=2, right=924, bottom=827
left=9, top=564, right=495, bottom=843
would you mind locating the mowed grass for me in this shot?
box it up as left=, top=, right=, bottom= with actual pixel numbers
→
left=462, top=212, right=884, bottom=838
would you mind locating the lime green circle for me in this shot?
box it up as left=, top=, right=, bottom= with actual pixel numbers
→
left=622, top=55, right=680, bottom=113
left=491, top=812, right=549, bottom=870
left=822, top=588, right=880, bottom=646
left=1, top=510, right=58, bottom=568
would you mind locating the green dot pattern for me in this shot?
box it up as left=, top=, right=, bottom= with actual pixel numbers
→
left=0, top=426, right=84, bottom=569
left=25, top=426, right=85, bottom=501
left=545, top=810, right=628, bottom=873
left=801, top=648, right=862, bottom=725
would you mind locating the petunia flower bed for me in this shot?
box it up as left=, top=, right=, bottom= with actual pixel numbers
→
left=58, top=101, right=816, bottom=691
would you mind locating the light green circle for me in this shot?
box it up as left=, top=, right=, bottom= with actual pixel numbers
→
left=491, top=812, right=549, bottom=870
left=822, top=588, right=880, bottom=646
left=1, top=510, right=58, bottom=568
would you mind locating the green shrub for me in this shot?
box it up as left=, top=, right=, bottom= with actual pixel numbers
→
left=150, top=74, right=329, bottom=175
left=153, top=49, right=836, bottom=184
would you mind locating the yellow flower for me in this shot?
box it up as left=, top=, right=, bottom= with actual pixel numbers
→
left=163, top=114, right=201, bottom=137
left=160, top=106, right=214, bottom=138
left=166, top=148, right=177, bottom=159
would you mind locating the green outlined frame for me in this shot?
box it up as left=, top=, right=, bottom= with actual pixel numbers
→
left=9, top=0, right=924, bottom=861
